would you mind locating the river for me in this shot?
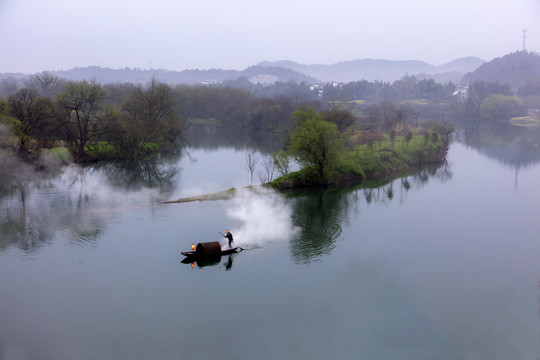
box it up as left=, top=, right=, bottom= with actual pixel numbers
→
left=1, top=124, right=540, bottom=360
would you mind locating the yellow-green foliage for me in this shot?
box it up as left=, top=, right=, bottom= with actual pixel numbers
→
left=44, top=147, right=70, bottom=160
left=402, top=99, right=430, bottom=105
left=510, top=116, right=540, bottom=127
left=84, top=142, right=118, bottom=158
left=187, top=118, right=221, bottom=125
left=83, top=142, right=160, bottom=160
left=351, top=100, right=366, bottom=105
left=338, top=134, right=442, bottom=178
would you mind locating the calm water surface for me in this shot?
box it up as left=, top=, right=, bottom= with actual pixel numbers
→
left=1, top=126, right=540, bottom=360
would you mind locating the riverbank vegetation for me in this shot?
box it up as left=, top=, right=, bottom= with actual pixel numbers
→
left=0, top=76, right=184, bottom=163
left=270, top=106, right=453, bottom=188
left=1, top=51, right=538, bottom=173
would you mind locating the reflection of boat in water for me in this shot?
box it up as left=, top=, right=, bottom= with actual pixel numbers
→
left=181, top=241, right=240, bottom=269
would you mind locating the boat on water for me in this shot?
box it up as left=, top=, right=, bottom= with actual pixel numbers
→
left=181, top=241, right=239, bottom=260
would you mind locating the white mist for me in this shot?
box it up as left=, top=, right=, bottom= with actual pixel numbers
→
left=225, top=188, right=298, bottom=248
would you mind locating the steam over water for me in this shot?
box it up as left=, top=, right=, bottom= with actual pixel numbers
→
left=226, top=188, right=299, bottom=248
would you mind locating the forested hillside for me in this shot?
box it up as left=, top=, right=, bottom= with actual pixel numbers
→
left=462, top=51, right=540, bottom=91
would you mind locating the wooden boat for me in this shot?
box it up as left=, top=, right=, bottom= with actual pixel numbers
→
left=181, top=241, right=239, bottom=259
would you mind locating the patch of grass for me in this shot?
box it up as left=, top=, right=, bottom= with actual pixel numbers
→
left=342, top=134, right=443, bottom=178
left=187, top=118, right=221, bottom=125
left=83, top=142, right=161, bottom=160
left=402, top=99, right=430, bottom=105
left=41, top=147, right=71, bottom=163
left=509, top=116, right=540, bottom=127
left=47, top=147, right=70, bottom=157
left=272, top=133, right=445, bottom=190
left=141, top=142, right=159, bottom=151
left=85, top=142, right=118, bottom=159
left=351, top=99, right=366, bottom=105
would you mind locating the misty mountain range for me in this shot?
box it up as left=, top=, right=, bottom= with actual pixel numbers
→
left=1, top=57, right=485, bottom=86
left=257, top=57, right=485, bottom=83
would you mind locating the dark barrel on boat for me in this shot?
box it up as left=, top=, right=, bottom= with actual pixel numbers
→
left=196, top=241, right=222, bottom=255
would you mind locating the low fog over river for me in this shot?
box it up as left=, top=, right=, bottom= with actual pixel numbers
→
left=1, top=124, right=540, bottom=360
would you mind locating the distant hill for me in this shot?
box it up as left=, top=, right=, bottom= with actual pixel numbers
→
left=0, top=56, right=486, bottom=87
left=461, top=51, right=540, bottom=91
left=437, top=57, right=486, bottom=73
left=258, top=57, right=484, bottom=83
left=0, top=65, right=318, bottom=85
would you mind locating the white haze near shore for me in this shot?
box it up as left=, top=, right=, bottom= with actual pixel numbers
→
left=225, top=188, right=299, bottom=248
left=59, top=163, right=168, bottom=209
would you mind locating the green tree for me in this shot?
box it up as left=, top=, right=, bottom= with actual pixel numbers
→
left=431, top=121, right=455, bottom=146
left=364, top=102, right=416, bottom=130
left=417, top=78, right=447, bottom=100
left=465, top=81, right=512, bottom=117
left=404, top=130, right=413, bottom=147
left=518, top=78, right=540, bottom=96
left=392, top=75, right=419, bottom=100
left=321, top=108, right=355, bottom=132
left=479, top=94, right=526, bottom=120
left=0, top=98, right=19, bottom=150
left=289, top=108, right=343, bottom=184
left=389, top=129, right=396, bottom=150
left=273, top=150, right=291, bottom=176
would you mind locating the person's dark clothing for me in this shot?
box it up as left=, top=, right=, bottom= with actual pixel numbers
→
left=225, top=232, right=233, bottom=247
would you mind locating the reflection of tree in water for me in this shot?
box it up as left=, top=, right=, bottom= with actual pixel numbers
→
left=98, top=153, right=181, bottom=195
left=186, top=124, right=283, bottom=154
left=0, top=160, right=56, bottom=251
left=0, top=195, right=55, bottom=252
left=361, top=163, right=450, bottom=205
left=0, top=168, right=108, bottom=252
left=0, top=153, right=182, bottom=252
left=457, top=121, right=540, bottom=169
left=288, top=188, right=353, bottom=265
left=0, top=154, right=183, bottom=252
left=288, top=162, right=450, bottom=264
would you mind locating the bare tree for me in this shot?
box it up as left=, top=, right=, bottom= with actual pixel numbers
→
left=8, top=88, right=54, bottom=153
left=121, top=77, right=183, bottom=155
left=245, top=151, right=259, bottom=186
left=26, top=72, right=65, bottom=97
left=257, top=154, right=275, bottom=183
left=0, top=77, right=21, bottom=98
left=55, top=80, right=108, bottom=159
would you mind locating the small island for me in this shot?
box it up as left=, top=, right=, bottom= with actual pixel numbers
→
left=269, top=107, right=453, bottom=189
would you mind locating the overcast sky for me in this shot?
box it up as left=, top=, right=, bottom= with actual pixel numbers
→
left=1, top=0, right=539, bottom=74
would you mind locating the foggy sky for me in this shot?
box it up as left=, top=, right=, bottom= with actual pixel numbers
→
left=1, top=0, right=539, bottom=74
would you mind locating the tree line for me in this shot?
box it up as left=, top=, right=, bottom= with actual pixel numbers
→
left=0, top=74, right=319, bottom=162
left=1, top=70, right=537, bottom=164
left=1, top=76, right=183, bottom=161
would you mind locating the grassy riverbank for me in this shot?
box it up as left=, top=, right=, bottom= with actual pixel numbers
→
left=271, top=132, right=449, bottom=189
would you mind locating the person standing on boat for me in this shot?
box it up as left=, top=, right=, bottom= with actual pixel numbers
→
left=224, top=230, right=234, bottom=247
